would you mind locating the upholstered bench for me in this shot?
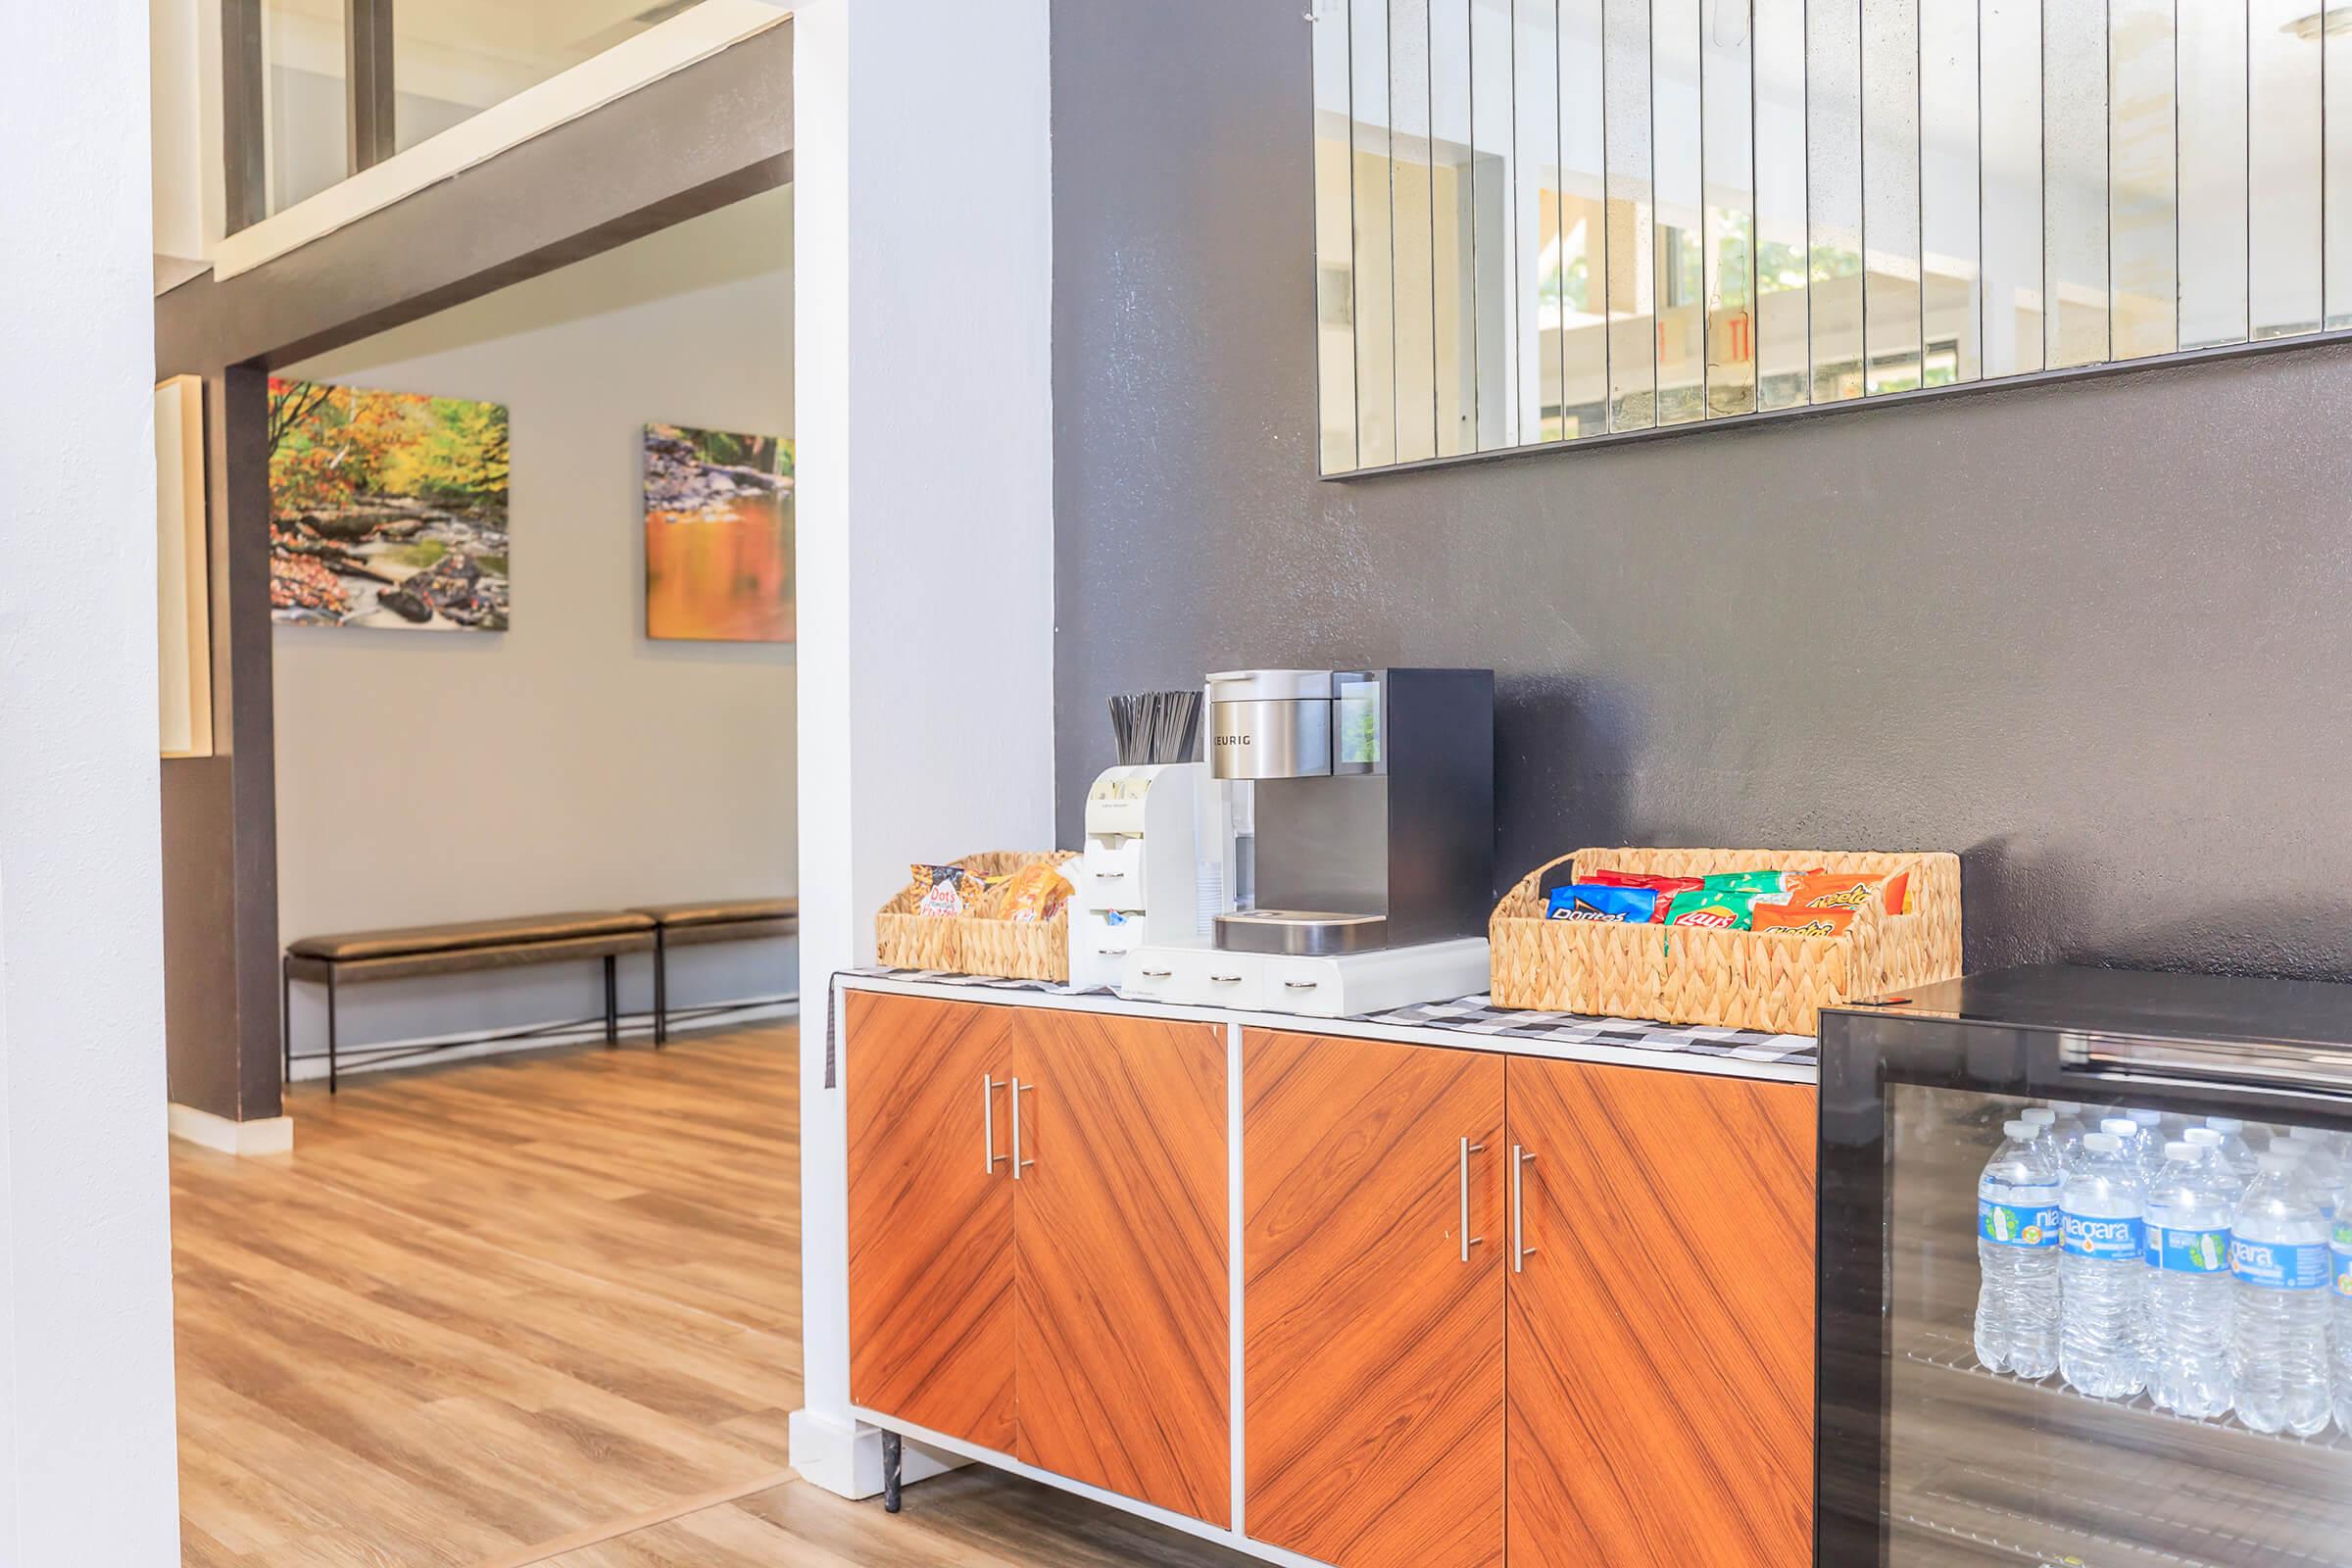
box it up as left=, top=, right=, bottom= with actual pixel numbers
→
left=282, top=911, right=657, bottom=1092
left=628, top=898, right=800, bottom=1043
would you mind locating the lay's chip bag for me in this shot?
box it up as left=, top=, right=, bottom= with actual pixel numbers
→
left=1663, top=888, right=1777, bottom=929
left=1776, top=869, right=1910, bottom=916
left=1752, top=903, right=1858, bottom=938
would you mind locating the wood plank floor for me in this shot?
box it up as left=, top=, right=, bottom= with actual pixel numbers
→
left=172, top=1023, right=1252, bottom=1567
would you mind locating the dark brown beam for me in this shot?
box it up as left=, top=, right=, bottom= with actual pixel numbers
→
left=347, top=0, right=398, bottom=172
left=158, top=19, right=794, bottom=375
left=221, top=0, right=267, bottom=233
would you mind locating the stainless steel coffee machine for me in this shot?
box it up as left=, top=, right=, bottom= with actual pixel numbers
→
left=1121, top=667, right=1494, bottom=1016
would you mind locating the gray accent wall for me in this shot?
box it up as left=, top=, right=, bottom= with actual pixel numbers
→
left=1051, top=0, right=2352, bottom=979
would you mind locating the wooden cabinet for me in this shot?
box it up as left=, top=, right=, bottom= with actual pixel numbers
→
left=845, top=991, right=1017, bottom=1451
left=1242, top=1032, right=1814, bottom=1568
left=1505, top=1056, right=1816, bottom=1568
left=1243, top=1031, right=1507, bottom=1568
left=1015, top=1010, right=1230, bottom=1526
left=845, top=995, right=1229, bottom=1526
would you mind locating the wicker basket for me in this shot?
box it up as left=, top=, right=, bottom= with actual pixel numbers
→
left=1490, top=847, right=1962, bottom=1035
left=875, top=851, right=1078, bottom=982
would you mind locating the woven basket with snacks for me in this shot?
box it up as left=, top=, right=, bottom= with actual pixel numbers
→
left=875, top=851, right=1079, bottom=983
left=1490, top=847, right=1962, bottom=1035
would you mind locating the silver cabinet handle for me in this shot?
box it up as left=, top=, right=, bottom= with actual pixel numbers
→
left=1094, top=870, right=1127, bottom=878
left=1459, top=1137, right=1487, bottom=1261
left=983, top=1074, right=1004, bottom=1174
left=1012, top=1079, right=1036, bottom=1177
left=1209, top=973, right=1245, bottom=984
left=1513, top=1146, right=1538, bottom=1273
left=1097, top=947, right=1126, bottom=956
left=1282, top=979, right=1319, bottom=990
left=1139, top=967, right=1173, bottom=979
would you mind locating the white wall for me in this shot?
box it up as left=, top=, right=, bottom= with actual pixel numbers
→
left=787, top=0, right=1058, bottom=1497
left=276, top=189, right=799, bottom=1070
left=0, top=0, right=184, bottom=1560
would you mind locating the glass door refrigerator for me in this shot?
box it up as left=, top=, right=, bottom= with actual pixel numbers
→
left=1819, top=965, right=2352, bottom=1568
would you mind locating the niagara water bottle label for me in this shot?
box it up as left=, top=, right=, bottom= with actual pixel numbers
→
left=2151, top=1226, right=2230, bottom=1274
left=1980, top=1200, right=2059, bottom=1248
left=2061, top=1211, right=2144, bottom=1261
left=2230, top=1237, right=2331, bottom=1290
left=2335, top=1220, right=2352, bottom=1297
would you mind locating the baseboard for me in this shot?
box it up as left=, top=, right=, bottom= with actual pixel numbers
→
left=786, top=1406, right=965, bottom=1500
left=168, top=1103, right=295, bottom=1156
left=286, top=1000, right=801, bottom=1084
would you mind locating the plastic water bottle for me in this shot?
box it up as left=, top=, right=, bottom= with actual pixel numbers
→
left=2127, top=1109, right=2167, bottom=1174
left=2197, top=1118, right=2261, bottom=1191
left=2061, top=1131, right=2148, bottom=1398
left=2045, top=1103, right=2091, bottom=1172
left=2146, top=1140, right=2234, bottom=1419
left=2333, top=1170, right=2352, bottom=1436
left=2285, top=1128, right=2344, bottom=1217
left=2230, top=1152, right=2333, bottom=1436
left=2017, top=1106, right=2059, bottom=1168
left=1976, top=1118, right=2063, bottom=1379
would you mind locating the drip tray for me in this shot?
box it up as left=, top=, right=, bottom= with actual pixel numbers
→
left=1213, top=908, right=1387, bottom=956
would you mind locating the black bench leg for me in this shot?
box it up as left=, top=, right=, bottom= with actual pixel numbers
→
left=281, top=956, right=293, bottom=1084
left=881, top=1430, right=902, bottom=1513
left=326, top=966, right=339, bottom=1095
left=654, top=930, right=668, bottom=1048
left=604, top=955, right=618, bottom=1046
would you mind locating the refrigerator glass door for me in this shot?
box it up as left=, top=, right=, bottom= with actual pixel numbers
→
left=1822, top=1015, right=2352, bottom=1568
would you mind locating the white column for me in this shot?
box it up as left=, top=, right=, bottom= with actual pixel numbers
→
left=0, top=0, right=184, bottom=1560
left=786, top=0, right=1058, bottom=1498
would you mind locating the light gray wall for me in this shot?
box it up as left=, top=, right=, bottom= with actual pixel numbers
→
left=1052, top=0, right=2352, bottom=982
left=277, top=189, right=798, bottom=1067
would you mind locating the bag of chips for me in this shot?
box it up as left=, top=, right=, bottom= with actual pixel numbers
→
left=1581, top=870, right=1701, bottom=918
left=1544, top=884, right=1661, bottom=923
left=1752, top=903, right=1859, bottom=938
left=991, top=860, right=1075, bottom=923
left=1698, top=869, right=1809, bottom=898
left=1774, top=869, right=1910, bottom=916
left=1664, top=888, right=1778, bottom=929
left=911, top=863, right=998, bottom=917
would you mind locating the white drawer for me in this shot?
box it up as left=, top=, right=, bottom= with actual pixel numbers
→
left=1122, top=945, right=1265, bottom=1008
left=1076, top=840, right=1146, bottom=911
left=1074, top=908, right=1142, bottom=958
left=1262, top=956, right=1346, bottom=1016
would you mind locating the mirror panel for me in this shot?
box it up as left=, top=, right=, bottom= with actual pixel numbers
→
left=2041, top=0, right=2107, bottom=368
left=1515, top=0, right=1564, bottom=444
left=1431, top=0, right=1478, bottom=457
left=1701, top=0, right=1756, bottom=417
left=1604, top=0, right=1657, bottom=429
left=1471, top=0, right=1518, bottom=448
left=1807, top=0, right=1865, bottom=402
left=1314, top=0, right=1358, bottom=474
left=1918, top=0, right=1979, bottom=387
left=1752, top=0, right=1806, bottom=411
left=2109, top=0, right=2177, bottom=362
left=2176, top=0, right=2248, bottom=351
left=1861, top=0, right=1922, bottom=394
left=1391, top=0, right=1439, bottom=464
left=1652, top=0, right=1705, bottom=425
left=1978, top=0, right=2042, bottom=377
left=2250, top=0, right=2323, bottom=341
left=1316, top=0, right=2350, bottom=471
left=1349, top=0, right=1397, bottom=467
left=1559, top=0, right=1609, bottom=437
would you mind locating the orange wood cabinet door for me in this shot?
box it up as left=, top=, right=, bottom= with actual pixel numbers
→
left=1011, top=1009, right=1230, bottom=1527
left=1505, top=1056, right=1816, bottom=1568
left=845, top=992, right=1016, bottom=1451
left=1243, top=1031, right=1507, bottom=1568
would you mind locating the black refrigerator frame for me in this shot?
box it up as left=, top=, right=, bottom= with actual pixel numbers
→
left=1816, top=963, right=2352, bottom=1567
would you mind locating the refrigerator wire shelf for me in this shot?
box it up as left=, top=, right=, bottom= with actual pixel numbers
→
left=1904, top=1326, right=2352, bottom=1453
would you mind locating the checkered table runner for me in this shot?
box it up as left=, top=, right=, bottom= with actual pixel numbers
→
left=839, top=968, right=1815, bottom=1070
